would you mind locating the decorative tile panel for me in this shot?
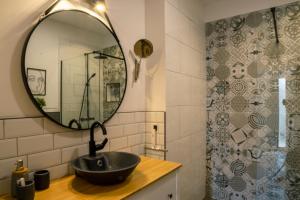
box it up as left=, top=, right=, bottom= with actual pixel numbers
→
left=206, top=2, right=300, bottom=199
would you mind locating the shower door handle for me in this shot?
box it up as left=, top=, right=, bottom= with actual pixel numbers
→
left=282, top=99, right=286, bottom=106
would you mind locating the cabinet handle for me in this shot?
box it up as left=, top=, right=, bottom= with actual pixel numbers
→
left=168, top=193, right=173, bottom=199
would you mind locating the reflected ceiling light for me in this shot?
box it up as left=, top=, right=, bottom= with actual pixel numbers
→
left=44, top=0, right=73, bottom=16
left=95, top=2, right=106, bottom=12
left=43, top=0, right=107, bottom=20
left=88, top=0, right=106, bottom=12
left=56, top=0, right=73, bottom=10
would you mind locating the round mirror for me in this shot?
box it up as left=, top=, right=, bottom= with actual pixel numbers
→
left=134, top=39, right=153, bottom=58
left=22, top=10, right=127, bottom=129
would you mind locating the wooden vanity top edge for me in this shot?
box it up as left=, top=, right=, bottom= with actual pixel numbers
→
left=0, top=156, right=182, bottom=200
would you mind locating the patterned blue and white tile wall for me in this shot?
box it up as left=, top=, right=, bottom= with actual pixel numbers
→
left=206, top=1, right=300, bottom=199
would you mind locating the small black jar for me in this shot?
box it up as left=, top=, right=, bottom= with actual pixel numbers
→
left=34, top=170, right=50, bottom=190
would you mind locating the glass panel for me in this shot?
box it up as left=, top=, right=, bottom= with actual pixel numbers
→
left=206, top=2, right=300, bottom=199
left=86, top=54, right=102, bottom=126
left=61, top=55, right=86, bottom=127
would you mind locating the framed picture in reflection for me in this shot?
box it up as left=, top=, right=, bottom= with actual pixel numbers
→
left=106, top=83, right=120, bottom=102
left=27, top=68, right=46, bottom=96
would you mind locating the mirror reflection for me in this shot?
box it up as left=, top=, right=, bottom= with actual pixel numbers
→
left=23, top=10, right=127, bottom=129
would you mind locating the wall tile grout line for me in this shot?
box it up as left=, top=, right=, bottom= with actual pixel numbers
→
left=166, top=68, right=206, bottom=80
left=16, top=138, right=19, bottom=157
left=166, top=33, right=204, bottom=54
left=14, top=133, right=55, bottom=140
left=3, top=120, right=5, bottom=139
left=26, top=155, right=28, bottom=168
left=0, top=116, right=43, bottom=120
left=43, top=118, right=46, bottom=134
left=0, top=111, right=157, bottom=121
left=166, top=0, right=204, bottom=27
left=60, top=148, right=63, bottom=165
left=42, top=118, right=44, bottom=134
left=52, top=134, right=55, bottom=150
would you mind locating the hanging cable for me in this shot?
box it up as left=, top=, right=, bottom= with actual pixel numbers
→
left=271, top=7, right=280, bottom=44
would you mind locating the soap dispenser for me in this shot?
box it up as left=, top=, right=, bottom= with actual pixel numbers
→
left=11, top=160, right=29, bottom=197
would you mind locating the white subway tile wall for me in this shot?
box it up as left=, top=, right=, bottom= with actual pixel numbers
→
left=0, top=111, right=165, bottom=196
left=0, top=139, right=17, bottom=159
left=106, top=126, right=123, bottom=139
left=46, top=164, right=69, bottom=180
left=18, top=134, right=53, bottom=155
left=123, top=124, right=139, bottom=136
left=118, top=113, right=135, bottom=124
left=135, top=112, right=146, bottom=123
left=109, top=137, right=128, bottom=151
left=44, top=119, right=70, bottom=134
left=0, top=156, right=27, bottom=180
left=5, top=118, right=44, bottom=138
left=165, top=0, right=206, bottom=199
left=54, top=132, right=82, bottom=149
left=128, top=134, right=144, bottom=146
left=131, top=145, right=144, bottom=155
left=28, top=150, right=61, bottom=170
left=61, top=144, right=89, bottom=163
left=105, top=114, right=120, bottom=126
left=144, top=112, right=165, bottom=160
left=0, top=121, right=3, bottom=139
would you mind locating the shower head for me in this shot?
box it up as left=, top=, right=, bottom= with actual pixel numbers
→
left=90, top=73, right=96, bottom=78
left=91, top=50, right=108, bottom=59
left=87, top=73, right=96, bottom=83
left=94, top=55, right=108, bottom=59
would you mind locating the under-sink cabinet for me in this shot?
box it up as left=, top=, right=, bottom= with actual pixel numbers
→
left=126, top=171, right=178, bottom=200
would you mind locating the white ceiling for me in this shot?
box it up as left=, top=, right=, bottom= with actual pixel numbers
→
left=49, top=11, right=110, bottom=36
left=202, top=0, right=223, bottom=6
left=203, top=0, right=299, bottom=22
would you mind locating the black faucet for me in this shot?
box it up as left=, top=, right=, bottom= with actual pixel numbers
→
left=89, top=121, right=108, bottom=157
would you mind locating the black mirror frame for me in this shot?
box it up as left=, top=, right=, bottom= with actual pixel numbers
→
left=21, top=9, right=128, bottom=130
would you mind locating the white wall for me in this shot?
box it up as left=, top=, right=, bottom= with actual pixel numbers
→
left=106, top=0, right=146, bottom=113
left=204, top=0, right=299, bottom=22
left=164, top=0, right=207, bottom=199
left=0, top=0, right=146, bottom=119
left=143, top=0, right=207, bottom=199
left=0, top=0, right=50, bottom=118
left=145, top=0, right=166, bottom=111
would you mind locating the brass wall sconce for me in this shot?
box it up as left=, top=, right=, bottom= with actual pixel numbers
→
left=130, top=39, right=153, bottom=82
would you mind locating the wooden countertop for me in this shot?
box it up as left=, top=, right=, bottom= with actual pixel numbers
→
left=0, top=156, right=181, bottom=200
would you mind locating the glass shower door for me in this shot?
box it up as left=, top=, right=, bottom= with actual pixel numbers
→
left=61, top=55, right=86, bottom=127
left=61, top=54, right=104, bottom=129
left=206, top=2, right=300, bottom=200
left=86, top=54, right=102, bottom=124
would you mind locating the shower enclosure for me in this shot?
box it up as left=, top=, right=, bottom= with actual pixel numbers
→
left=61, top=51, right=105, bottom=128
left=206, top=2, right=300, bottom=200
left=60, top=45, right=126, bottom=129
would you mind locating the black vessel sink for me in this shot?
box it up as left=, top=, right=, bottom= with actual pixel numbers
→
left=71, top=152, right=141, bottom=185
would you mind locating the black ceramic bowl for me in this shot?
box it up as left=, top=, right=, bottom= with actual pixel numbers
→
left=71, top=152, right=141, bottom=185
